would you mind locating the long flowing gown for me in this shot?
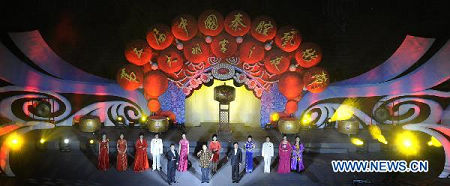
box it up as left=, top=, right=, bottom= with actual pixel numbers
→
left=291, top=143, right=305, bottom=172
left=245, top=141, right=255, bottom=173
left=116, top=139, right=128, bottom=171
left=277, top=141, right=292, bottom=174
left=134, top=139, right=149, bottom=172
left=178, top=139, right=189, bottom=172
left=209, top=141, right=221, bottom=163
left=98, top=140, right=110, bottom=171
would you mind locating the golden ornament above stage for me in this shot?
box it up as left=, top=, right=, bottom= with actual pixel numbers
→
left=78, top=115, right=101, bottom=133
left=278, top=117, right=301, bottom=134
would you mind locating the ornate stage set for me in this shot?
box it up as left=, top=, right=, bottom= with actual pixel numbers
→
left=0, top=9, right=450, bottom=179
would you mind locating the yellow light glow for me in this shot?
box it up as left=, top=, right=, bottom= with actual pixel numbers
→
left=89, top=139, right=95, bottom=144
left=39, top=138, right=46, bottom=144
left=117, top=116, right=123, bottom=121
left=351, top=137, right=364, bottom=146
left=427, top=136, right=441, bottom=147
left=395, top=131, right=419, bottom=156
left=7, top=133, right=23, bottom=150
left=330, top=105, right=353, bottom=121
left=368, top=125, right=388, bottom=144
left=270, top=112, right=280, bottom=122
left=140, top=115, right=147, bottom=122
left=185, top=79, right=261, bottom=127
left=301, top=114, right=312, bottom=126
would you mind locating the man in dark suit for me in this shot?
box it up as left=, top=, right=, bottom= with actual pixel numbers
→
left=166, top=144, right=179, bottom=185
left=227, top=142, right=242, bottom=183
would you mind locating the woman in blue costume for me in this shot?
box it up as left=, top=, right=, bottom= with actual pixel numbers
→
left=245, top=135, right=256, bottom=173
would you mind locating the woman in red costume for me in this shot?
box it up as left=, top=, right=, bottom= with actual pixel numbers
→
left=116, top=133, right=128, bottom=171
left=98, top=133, right=110, bottom=171
left=209, top=134, right=221, bottom=173
left=134, top=133, right=149, bottom=172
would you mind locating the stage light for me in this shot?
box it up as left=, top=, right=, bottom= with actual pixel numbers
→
left=60, top=137, right=71, bottom=152
left=395, top=131, right=419, bottom=156
left=64, top=138, right=69, bottom=144
left=140, top=115, right=148, bottom=123
left=117, top=116, right=123, bottom=122
left=301, top=114, right=312, bottom=126
left=427, top=136, right=441, bottom=147
left=89, top=139, right=95, bottom=144
left=351, top=137, right=364, bottom=146
left=368, top=125, right=388, bottom=144
left=7, top=133, right=23, bottom=150
left=39, top=138, right=46, bottom=144
left=270, top=113, right=280, bottom=122
left=167, top=117, right=170, bottom=121
left=330, top=105, right=353, bottom=121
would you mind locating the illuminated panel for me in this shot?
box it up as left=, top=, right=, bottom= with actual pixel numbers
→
left=185, top=79, right=261, bottom=127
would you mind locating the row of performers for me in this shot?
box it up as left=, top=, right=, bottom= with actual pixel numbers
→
left=97, top=133, right=304, bottom=184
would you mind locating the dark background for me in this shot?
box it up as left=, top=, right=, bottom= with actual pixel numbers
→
left=0, top=0, right=448, bottom=85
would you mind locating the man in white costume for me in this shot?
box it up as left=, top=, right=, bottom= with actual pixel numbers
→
left=151, top=133, right=164, bottom=171
left=261, top=136, right=274, bottom=173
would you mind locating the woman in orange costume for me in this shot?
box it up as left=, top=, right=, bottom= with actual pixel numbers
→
left=116, top=133, right=128, bottom=171
left=209, top=134, right=221, bottom=173
left=134, top=133, right=149, bottom=172
left=98, top=133, right=110, bottom=171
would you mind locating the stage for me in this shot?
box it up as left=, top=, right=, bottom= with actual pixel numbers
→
left=0, top=125, right=448, bottom=186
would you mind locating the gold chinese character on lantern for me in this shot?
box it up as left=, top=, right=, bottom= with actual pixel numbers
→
left=166, top=55, right=178, bottom=67
left=229, top=13, right=246, bottom=31
left=204, top=14, right=218, bottom=30
left=308, top=71, right=328, bottom=86
left=248, top=45, right=256, bottom=58
left=152, top=28, right=167, bottom=45
left=120, top=68, right=138, bottom=82
left=191, top=43, right=202, bottom=55
left=178, top=17, right=189, bottom=35
left=219, top=39, right=229, bottom=53
left=133, top=48, right=144, bottom=58
left=270, top=56, right=283, bottom=71
left=281, top=30, right=297, bottom=47
left=302, top=48, right=318, bottom=62
left=255, top=21, right=273, bottom=36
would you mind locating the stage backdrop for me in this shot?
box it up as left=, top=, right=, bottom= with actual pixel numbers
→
left=185, top=79, right=261, bottom=127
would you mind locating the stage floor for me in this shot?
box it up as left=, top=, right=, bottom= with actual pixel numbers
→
left=1, top=124, right=449, bottom=186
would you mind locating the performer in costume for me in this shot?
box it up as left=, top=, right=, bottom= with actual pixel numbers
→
left=150, top=133, right=163, bottom=171
left=209, top=134, right=221, bottom=173
left=98, top=133, right=110, bottom=171
left=227, top=142, right=242, bottom=183
left=262, top=136, right=274, bottom=173
left=177, top=132, right=189, bottom=172
left=197, top=144, right=213, bottom=183
left=116, top=133, right=128, bottom=171
left=245, top=135, right=256, bottom=173
left=134, top=133, right=149, bottom=172
left=291, top=136, right=305, bottom=172
left=166, top=144, right=179, bottom=185
left=278, top=135, right=292, bottom=174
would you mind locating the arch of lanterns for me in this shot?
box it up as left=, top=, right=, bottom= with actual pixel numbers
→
left=117, top=10, right=330, bottom=119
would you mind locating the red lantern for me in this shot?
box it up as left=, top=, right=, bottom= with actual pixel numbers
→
left=198, top=10, right=224, bottom=36
left=146, top=24, right=174, bottom=50
left=224, top=10, right=251, bottom=37
left=250, top=16, right=277, bottom=42
left=303, top=67, right=329, bottom=93
left=274, top=26, right=302, bottom=52
left=183, top=38, right=210, bottom=63
left=143, top=70, right=169, bottom=98
left=239, top=39, right=265, bottom=64
left=148, top=99, right=161, bottom=112
left=263, top=49, right=290, bottom=74
left=157, top=48, right=184, bottom=73
left=116, top=64, right=144, bottom=91
left=278, top=71, right=303, bottom=99
left=295, top=42, right=322, bottom=68
left=284, top=100, right=298, bottom=115
left=124, top=40, right=153, bottom=66
left=171, top=14, right=198, bottom=41
left=210, top=34, right=238, bottom=58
